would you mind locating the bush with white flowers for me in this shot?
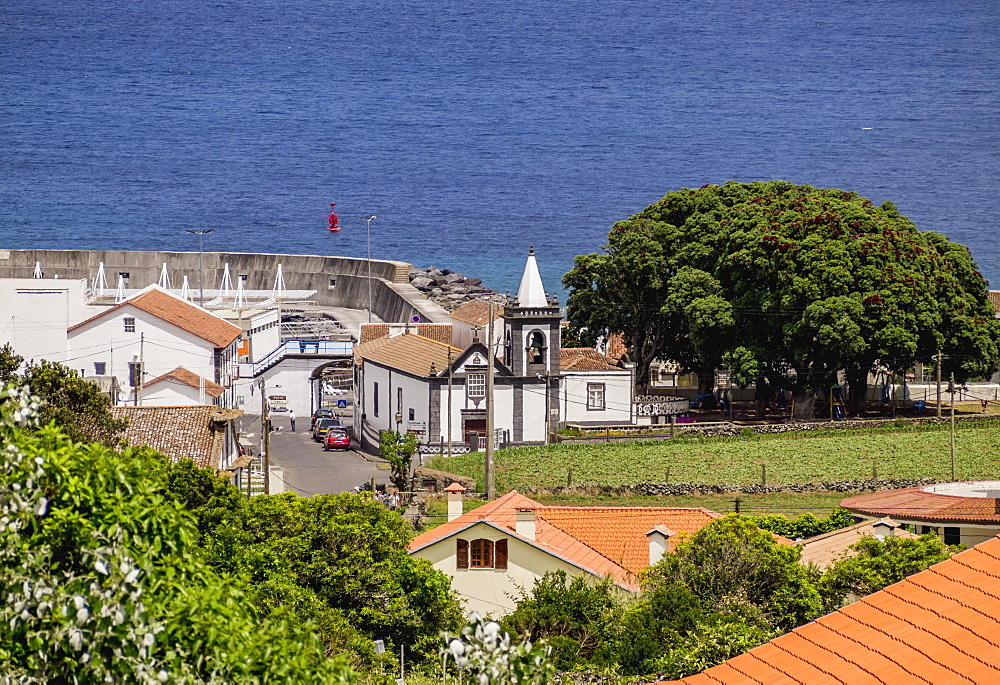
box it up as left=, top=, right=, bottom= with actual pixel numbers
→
left=442, top=613, right=555, bottom=684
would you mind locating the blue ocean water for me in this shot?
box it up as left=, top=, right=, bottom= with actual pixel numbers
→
left=1, top=0, right=998, bottom=297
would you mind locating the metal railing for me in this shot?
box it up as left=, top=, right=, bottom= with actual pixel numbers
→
left=249, top=340, right=353, bottom=376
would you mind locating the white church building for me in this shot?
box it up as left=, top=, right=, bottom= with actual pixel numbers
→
left=352, top=249, right=634, bottom=451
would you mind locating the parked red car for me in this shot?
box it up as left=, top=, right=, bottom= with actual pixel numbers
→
left=324, top=428, right=351, bottom=451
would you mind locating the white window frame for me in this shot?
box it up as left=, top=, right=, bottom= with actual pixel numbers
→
left=467, top=372, right=486, bottom=398
left=123, top=317, right=136, bottom=333
left=587, top=383, right=606, bottom=411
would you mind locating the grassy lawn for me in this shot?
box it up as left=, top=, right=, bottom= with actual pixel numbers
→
left=426, top=420, right=1000, bottom=491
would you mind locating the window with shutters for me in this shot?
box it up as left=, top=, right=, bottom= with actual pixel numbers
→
left=456, top=538, right=508, bottom=570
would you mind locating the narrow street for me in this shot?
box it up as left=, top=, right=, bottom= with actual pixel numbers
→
left=264, top=404, right=390, bottom=496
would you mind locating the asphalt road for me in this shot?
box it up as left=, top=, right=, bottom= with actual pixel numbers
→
left=266, top=412, right=389, bottom=496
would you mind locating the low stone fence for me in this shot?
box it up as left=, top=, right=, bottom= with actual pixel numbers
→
left=557, top=413, right=1000, bottom=443
left=526, top=477, right=938, bottom=498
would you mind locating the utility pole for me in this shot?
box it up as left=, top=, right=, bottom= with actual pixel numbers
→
left=950, top=372, right=956, bottom=481
left=444, top=347, right=453, bottom=460
left=260, top=378, right=271, bottom=495
left=936, top=350, right=942, bottom=417
left=485, top=300, right=496, bottom=499
left=137, top=332, right=144, bottom=407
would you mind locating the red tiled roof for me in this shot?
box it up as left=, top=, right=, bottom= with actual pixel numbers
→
left=410, top=491, right=723, bottom=587
left=111, top=405, right=242, bottom=469
left=657, top=536, right=1000, bottom=684
left=359, top=323, right=453, bottom=345
left=142, top=366, right=225, bottom=399
left=69, top=286, right=242, bottom=348
left=450, top=301, right=503, bottom=326
left=354, top=333, right=462, bottom=377
left=842, top=485, right=1000, bottom=524
left=560, top=348, right=623, bottom=371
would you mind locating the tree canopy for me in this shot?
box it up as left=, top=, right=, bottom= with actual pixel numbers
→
left=0, top=385, right=349, bottom=682
left=0, top=344, right=127, bottom=446
left=564, top=181, right=1000, bottom=415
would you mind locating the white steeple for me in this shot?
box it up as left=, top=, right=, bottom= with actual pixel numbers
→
left=516, top=246, right=547, bottom=307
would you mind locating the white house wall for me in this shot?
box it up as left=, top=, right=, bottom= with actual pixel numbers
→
left=562, top=370, right=634, bottom=423
left=0, top=278, right=89, bottom=365
left=69, top=305, right=218, bottom=394
left=412, top=522, right=607, bottom=618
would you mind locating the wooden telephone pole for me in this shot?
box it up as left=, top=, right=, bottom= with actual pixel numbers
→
left=485, top=300, right=496, bottom=499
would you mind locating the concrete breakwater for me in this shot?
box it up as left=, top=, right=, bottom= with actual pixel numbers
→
left=408, top=265, right=501, bottom=311
left=0, top=248, right=451, bottom=325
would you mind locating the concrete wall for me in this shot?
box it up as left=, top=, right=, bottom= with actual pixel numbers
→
left=562, top=369, right=634, bottom=424
left=0, top=278, right=90, bottom=364
left=0, top=249, right=450, bottom=325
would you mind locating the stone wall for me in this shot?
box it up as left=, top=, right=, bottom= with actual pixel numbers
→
left=526, top=478, right=938, bottom=498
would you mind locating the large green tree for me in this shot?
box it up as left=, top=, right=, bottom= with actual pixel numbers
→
left=0, top=385, right=350, bottom=682
left=0, top=344, right=127, bottom=446
left=164, top=462, right=464, bottom=665
left=565, top=181, right=1000, bottom=417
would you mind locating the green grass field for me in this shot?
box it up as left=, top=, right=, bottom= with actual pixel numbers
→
left=427, top=421, right=1000, bottom=492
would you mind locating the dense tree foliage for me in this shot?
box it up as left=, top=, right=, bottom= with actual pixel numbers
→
left=746, top=507, right=855, bottom=539
left=163, top=459, right=464, bottom=667
left=565, top=181, right=1000, bottom=416
left=380, top=428, right=418, bottom=491
left=818, top=533, right=958, bottom=606
left=0, top=344, right=127, bottom=446
left=505, top=513, right=955, bottom=679
left=0, top=385, right=350, bottom=682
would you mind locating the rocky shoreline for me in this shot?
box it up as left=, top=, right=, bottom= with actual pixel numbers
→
left=408, top=265, right=506, bottom=311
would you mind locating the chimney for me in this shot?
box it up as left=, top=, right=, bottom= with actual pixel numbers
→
left=444, top=482, right=465, bottom=522
left=515, top=507, right=536, bottom=541
left=873, top=518, right=895, bottom=540
left=646, top=525, right=676, bottom=566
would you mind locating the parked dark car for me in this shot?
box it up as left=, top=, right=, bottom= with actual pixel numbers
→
left=312, top=417, right=342, bottom=442
left=311, top=408, right=334, bottom=429
left=324, top=428, right=351, bottom=451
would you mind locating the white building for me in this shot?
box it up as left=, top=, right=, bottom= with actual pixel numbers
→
left=0, top=277, right=90, bottom=365
left=68, top=285, right=242, bottom=407
left=352, top=249, right=635, bottom=451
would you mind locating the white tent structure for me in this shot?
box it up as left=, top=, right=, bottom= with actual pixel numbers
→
left=32, top=262, right=43, bottom=279
left=93, top=262, right=108, bottom=295
left=180, top=275, right=191, bottom=301
left=218, top=263, right=233, bottom=297
left=158, top=262, right=171, bottom=290
left=114, top=275, right=127, bottom=303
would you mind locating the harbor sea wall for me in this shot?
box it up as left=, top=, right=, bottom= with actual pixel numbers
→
left=0, top=249, right=450, bottom=324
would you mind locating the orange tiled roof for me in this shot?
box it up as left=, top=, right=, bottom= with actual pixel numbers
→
left=354, top=333, right=462, bottom=377
left=450, top=301, right=503, bottom=326
left=359, top=322, right=453, bottom=345
left=797, top=518, right=919, bottom=570
left=842, top=485, right=1000, bottom=524
left=142, top=366, right=225, bottom=399
left=70, top=286, right=242, bottom=348
left=560, top=348, right=623, bottom=372
left=658, top=535, right=1000, bottom=684
left=538, top=507, right=721, bottom=573
left=111, top=405, right=242, bottom=469
left=410, top=491, right=724, bottom=588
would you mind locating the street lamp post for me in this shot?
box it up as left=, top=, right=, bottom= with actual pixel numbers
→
left=185, top=229, right=214, bottom=306
left=360, top=216, right=377, bottom=323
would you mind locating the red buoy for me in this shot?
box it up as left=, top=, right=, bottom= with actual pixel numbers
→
left=327, top=203, right=341, bottom=231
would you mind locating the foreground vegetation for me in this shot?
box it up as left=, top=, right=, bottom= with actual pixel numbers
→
left=430, top=421, right=1000, bottom=491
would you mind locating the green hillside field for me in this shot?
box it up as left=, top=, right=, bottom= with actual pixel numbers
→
left=427, top=420, right=1000, bottom=492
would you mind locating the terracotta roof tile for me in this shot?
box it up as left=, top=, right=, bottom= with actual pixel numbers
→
left=142, top=366, right=225, bottom=399
left=657, top=536, right=1000, bottom=684
left=70, top=286, right=241, bottom=348
left=354, top=333, right=462, bottom=377
left=450, top=301, right=503, bottom=326
left=359, top=323, right=453, bottom=345
left=536, top=507, right=721, bottom=574
left=111, top=405, right=242, bottom=470
left=410, top=492, right=724, bottom=590
left=842, top=485, right=1000, bottom=524
left=559, top=348, right=623, bottom=371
